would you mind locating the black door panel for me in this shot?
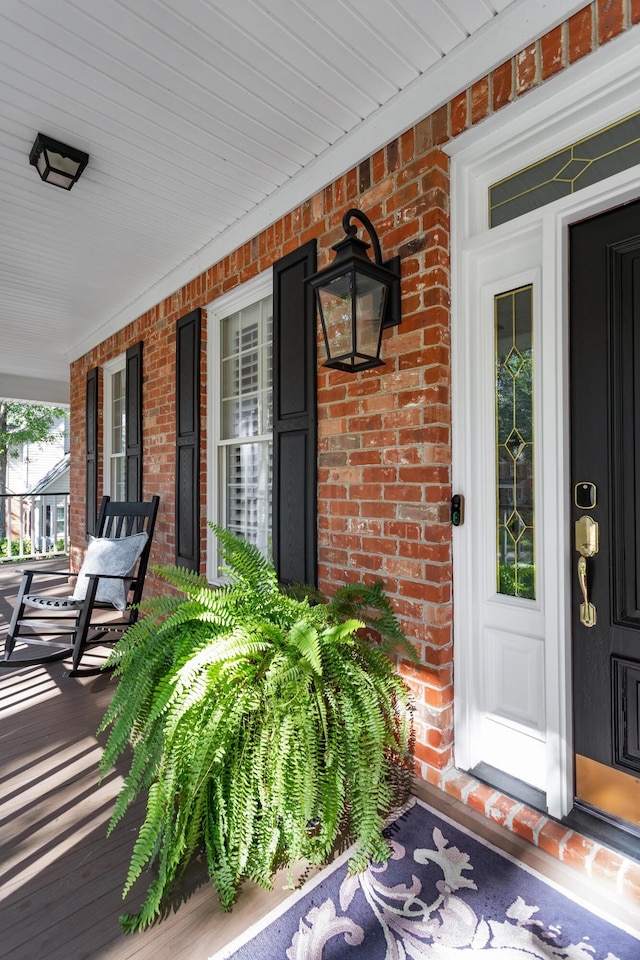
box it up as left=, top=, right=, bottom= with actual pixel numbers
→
left=570, top=199, right=640, bottom=825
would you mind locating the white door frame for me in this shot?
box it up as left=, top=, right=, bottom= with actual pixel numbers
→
left=447, top=28, right=640, bottom=820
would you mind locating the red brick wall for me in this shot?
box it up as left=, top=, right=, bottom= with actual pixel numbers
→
left=69, top=1, right=637, bottom=789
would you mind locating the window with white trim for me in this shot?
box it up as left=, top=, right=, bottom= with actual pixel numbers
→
left=207, top=274, right=273, bottom=578
left=103, top=354, right=126, bottom=500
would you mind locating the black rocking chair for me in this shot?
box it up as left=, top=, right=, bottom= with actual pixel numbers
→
left=2, top=495, right=160, bottom=675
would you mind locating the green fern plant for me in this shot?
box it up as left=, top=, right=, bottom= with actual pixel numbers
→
left=98, top=524, right=417, bottom=933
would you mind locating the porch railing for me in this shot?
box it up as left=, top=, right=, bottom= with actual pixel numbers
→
left=0, top=493, right=70, bottom=561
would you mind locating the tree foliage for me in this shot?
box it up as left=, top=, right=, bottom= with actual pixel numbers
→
left=0, top=401, right=67, bottom=463
left=99, top=524, right=418, bottom=933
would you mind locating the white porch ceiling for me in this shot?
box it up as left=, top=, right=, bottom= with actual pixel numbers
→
left=0, top=0, right=586, bottom=403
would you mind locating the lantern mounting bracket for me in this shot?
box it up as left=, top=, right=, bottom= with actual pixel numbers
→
left=342, top=208, right=383, bottom=263
left=340, top=209, right=400, bottom=329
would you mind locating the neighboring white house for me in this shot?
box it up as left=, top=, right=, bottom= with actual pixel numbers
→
left=28, top=452, right=71, bottom=553
left=6, top=413, right=69, bottom=494
left=3, top=414, right=70, bottom=556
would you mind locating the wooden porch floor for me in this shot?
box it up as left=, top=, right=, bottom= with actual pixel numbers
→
left=0, top=560, right=313, bottom=960
left=1, top=561, right=638, bottom=959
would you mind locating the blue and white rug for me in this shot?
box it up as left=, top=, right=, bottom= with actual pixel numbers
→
left=211, top=798, right=640, bottom=959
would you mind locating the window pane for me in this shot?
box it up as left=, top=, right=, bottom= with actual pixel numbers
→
left=495, top=285, right=535, bottom=599
left=225, top=441, right=272, bottom=556
left=106, top=363, right=126, bottom=500
left=111, top=456, right=126, bottom=502
left=263, top=302, right=273, bottom=433
left=222, top=395, right=259, bottom=437
left=221, top=296, right=272, bottom=441
left=111, top=369, right=126, bottom=455
left=219, top=293, right=273, bottom=561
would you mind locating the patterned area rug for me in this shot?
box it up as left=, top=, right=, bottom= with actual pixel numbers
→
left=211, top=799, right=639, bottom=959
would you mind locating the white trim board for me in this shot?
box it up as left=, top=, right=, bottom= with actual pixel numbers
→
left=449, top=27, right=640, bottom=820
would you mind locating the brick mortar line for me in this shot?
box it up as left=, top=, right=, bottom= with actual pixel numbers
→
left=558, top=828, right=577, bottom=861
left=583, top=837, right=600, bottom=876
left=531, top=814, right=547, bottom=845
left=506, top=801, right=524, bottom=831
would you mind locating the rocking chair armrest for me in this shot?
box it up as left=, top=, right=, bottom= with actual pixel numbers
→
left=81, top=571, right=134, bottom=581
left=17, top=568, right=74, bottom=579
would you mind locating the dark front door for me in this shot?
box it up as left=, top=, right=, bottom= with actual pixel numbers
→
left=570, top=198, right=640, bottom=832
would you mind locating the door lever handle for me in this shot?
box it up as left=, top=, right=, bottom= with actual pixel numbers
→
left=577, top=555, right=596, bottom=628
left=575, top=516, right=598, bottom=628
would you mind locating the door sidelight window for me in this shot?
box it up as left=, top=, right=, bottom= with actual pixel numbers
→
left=495, top=285, right=535, bottom=599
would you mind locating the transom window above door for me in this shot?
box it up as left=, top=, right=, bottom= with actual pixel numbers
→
left=489, top=108, right=640, bottom=228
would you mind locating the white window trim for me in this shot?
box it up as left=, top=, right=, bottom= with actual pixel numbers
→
left=447, top=30, right=640, bottom=820
left=102, top=353, right=126, bottom=499
left=205, top=271, right=273, bottom=582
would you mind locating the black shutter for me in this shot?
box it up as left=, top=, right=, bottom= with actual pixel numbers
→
left=176, top=309, right=201, bottom=571
left=272, top=240, right=318, bottom=586
left=125, top=341, right=143, bottom=501
left=85, top=366, right=98, bottom=536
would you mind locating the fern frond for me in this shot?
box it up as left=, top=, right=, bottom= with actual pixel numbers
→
left=286, top=620, right=323, bottom=675
left=99, top=525, right=416, bottom=932
left=328, top=580, right=419, bottom=663
left=209, top=523, right=278, bottom=592
left=121, top=781, right=164, bottom=897
left=151, top=563, right=211, bottom=594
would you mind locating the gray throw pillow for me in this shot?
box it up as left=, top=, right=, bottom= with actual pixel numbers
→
left=71, top=532, right=148, bottom=610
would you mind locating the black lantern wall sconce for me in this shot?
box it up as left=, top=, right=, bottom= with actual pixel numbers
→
left=306, top=207, right=401, bottom=372
left=29, top=133, right=89, bottom=190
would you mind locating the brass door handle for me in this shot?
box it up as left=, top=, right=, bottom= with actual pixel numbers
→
left=577, top=554, right=596, bottom=628
left=575, top=515, right=598, bottom=628
left=575, top=515, right=598, bottom=557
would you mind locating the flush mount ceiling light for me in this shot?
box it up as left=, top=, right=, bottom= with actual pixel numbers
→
left=29, top=133, right=89, bottom=190
left=307, top=207, right=401, bottom=372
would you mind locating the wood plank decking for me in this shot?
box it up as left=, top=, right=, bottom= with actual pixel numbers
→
left=1, top=561, right=638, bottom=959
left=0, top=561, right=306, bottom=960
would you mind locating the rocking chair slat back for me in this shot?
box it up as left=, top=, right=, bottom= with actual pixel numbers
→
left=2, top=495, right=160, bottom=676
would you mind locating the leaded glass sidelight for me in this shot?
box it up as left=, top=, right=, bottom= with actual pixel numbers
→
left=495, top=286, right=535, bottom=599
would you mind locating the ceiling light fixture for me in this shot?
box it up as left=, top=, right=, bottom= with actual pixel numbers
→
left=29, top=133, right=89, bottom=190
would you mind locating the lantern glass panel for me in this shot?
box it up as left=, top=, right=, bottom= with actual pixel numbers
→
left=354, top=273, right=387, bottom=356
left=48, top=148, right=81, bottom=177
left=45, top=170, right=75, bottom=189
left=35, top=153, right=48, bottom=178
left=317, top=274, right=354, bottom=360
left=37, top=146, right=81, bottom=188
